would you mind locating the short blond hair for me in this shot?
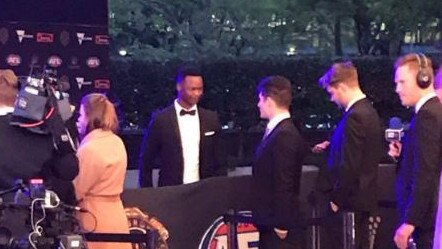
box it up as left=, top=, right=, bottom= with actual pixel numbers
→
left=80, top=93, right=119, bottom=134
left=0, top=69, right=18, bottom=106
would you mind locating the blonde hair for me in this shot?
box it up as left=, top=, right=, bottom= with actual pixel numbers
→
left=0, top=69, right=18, bottom=106
left=80, top=93, right=118, bottom=134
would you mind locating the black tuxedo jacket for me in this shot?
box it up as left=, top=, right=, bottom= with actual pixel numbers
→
left=252, top=118, right=307, bottom=229
left=325, top=98, right=383, bottom=212
left=396, top=97, right=442, bottom=229
left=138, top=104, right=226, bottom=187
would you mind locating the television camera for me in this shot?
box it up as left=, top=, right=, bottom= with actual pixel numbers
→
left=0, top=179, right=85, bottom=249
left=10, top=68, right=77, bottom=153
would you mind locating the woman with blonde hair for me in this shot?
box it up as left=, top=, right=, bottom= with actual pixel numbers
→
left=74, top=93, right=130, bottom=249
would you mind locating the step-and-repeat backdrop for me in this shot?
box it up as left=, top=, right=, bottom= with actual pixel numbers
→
left=0, top=0, right=109, bottom=105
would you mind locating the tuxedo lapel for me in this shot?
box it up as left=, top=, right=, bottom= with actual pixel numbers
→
left=198, top=107, right=206, bottom=140
left=268, top=118, right=290, bottom=138
left=169, top=106, right=183, bottom=150
left=256, top=118, right=289, bottom=155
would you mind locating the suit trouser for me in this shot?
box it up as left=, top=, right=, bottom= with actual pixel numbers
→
left=412, top=226, right=434, bottom=249
left=258, top=226, right=305, bottom=249
left=322, top=209, right=371, bottom=249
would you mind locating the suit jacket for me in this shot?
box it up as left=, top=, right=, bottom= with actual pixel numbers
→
left=252, top=118, right=307, bottom=229
left=397, top=97, right=442, bottom=230
left=325, top=98, right=383, bottom=212
left=74, top=129, right=130, bottom=249
left=138, top=104, right=226, bottom=187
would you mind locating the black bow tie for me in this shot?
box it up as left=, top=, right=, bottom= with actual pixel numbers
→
left=180, top=109, right=196, bottom=116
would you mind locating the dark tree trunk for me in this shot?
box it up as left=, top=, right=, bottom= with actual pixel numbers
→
left=353, top=0, right=372, bottom=55
left=334, top=16, right=343, bottom=56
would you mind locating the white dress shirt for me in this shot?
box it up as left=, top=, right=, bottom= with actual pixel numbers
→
left=265, top=112, right=291, bottom=137
left=174, top=100, right=201, bottom=184
left=345, top=94, right=366, bottom=112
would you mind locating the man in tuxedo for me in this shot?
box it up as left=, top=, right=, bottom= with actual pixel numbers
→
left=388, top=54, right=442, bottom=249
left=435, top=65, right=442, bottom=100
left=138, top=65, right=226, bottom=187
left=252, top=75, right=307, bottom=249
left=432, top=63, right=442, bottom=249
left=318, top=61, right=383, bottom=249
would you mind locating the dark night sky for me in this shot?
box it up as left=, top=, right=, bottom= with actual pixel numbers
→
left=0, top=0, right=108, bottom=26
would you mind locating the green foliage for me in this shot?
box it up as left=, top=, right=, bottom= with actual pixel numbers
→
left=109, top=0, right=441, bottom=59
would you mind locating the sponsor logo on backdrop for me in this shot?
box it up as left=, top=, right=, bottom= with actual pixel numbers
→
left=86, top=57, right=101, bottom=68
left=95, top=35, right=110, bottom=45
left=47, top=55, right=63, bottom=68
left=36, top=32, right=54, bottom=43
left=0, top=28, right=9, bottom=45
left=199, top=211, right=259, bottom=249
left=68, top=56, right=80, bottom=69
left=76, top=77, right=93, bottom=90
left=6, top=54, right=21, bottom=66
left=16, top=30, right=34, bottom=43
left=60, top=31, right=70, bottom=47
left=76, top=33, right=93, bottom=45
left=94, top=79, right=111, bottom=89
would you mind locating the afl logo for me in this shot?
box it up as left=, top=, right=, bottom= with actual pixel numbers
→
left=6, top=54, right=21, bottom=66
left=86, top=57, right=100, bottom=68
left=199, top=211, right=259, bottom=249
left=47, top=56, right=62, bottom=68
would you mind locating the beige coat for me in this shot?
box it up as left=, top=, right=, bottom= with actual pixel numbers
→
left=74, top=129, right=131, bottom=249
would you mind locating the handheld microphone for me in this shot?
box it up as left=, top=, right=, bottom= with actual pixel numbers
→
left=385, top=117, right=405, bottom=142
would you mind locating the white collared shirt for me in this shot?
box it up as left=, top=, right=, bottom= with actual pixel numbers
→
left=0, top=106, right=14, bottom=116
left=345, top=94, right=367, bottom=112
left=266, top=112, right=291, bottom=135
left=174, top=99, right=201, bottom=184
left=415, top=92, right=437, bottom=113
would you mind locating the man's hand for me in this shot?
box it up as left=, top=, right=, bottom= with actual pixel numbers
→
left=274, top=228, right=288, bottom=239
left=394, top=223, right=415, bottom=249
left=330, top=201, right=339, bottom=212
left=388, top=141, right=402, bottom=158
left=312, top=140, right=330, bottom=153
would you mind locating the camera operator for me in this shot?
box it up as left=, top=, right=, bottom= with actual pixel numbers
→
left=0, top=69, right=79, bottom=203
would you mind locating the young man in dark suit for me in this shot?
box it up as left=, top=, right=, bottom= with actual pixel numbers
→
left=138, top=66, right=226, bottom=187
left=388, top=53, right=442, bottom=249
left=318, top=61, right=383, bottom=249
left=252, top=75, right=307, bottom=249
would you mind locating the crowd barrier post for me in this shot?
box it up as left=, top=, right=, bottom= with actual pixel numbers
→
left=311, top=206, right=321, bottom=249
left=226, top=209, right=239, bottom=249
left=343, top=211, right=356, bottom=249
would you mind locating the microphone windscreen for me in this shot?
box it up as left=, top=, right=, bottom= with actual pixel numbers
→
left=388, top=117, right=403, bottom=129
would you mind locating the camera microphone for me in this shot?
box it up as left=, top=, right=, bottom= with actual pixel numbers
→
left=44, top=190, right=87, bottom=213
left=0, top=179, right=27, bottom=197
left=58, top=203, right=87, bottom=213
